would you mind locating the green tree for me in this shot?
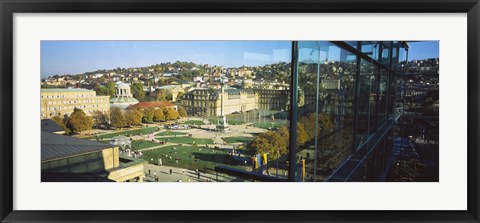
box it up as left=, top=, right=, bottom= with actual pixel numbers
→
left=66, top=108, right=94, bottom=133
left=131, top=82, right=145, bottom=101
left=125, top=109, right=143, bottom=126
left=107, top=82, right=116, bottom=98
left=155, top=89, right=172, bottom=101
left=110, top=107, right=127, bottom=128
left=94, top=85, right=109, bottom=96
left=164, top=108, right=179, bottom=120
left=142, top=107, right=154, bottom=123
left=177, top=106, right=188, bottom=118
left=153, top=108, right=165, bottom=122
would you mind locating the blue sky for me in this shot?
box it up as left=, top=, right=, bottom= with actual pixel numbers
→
left=41, top=41, right=292, bottom=77
left=41, top=41, right=438, bottom=77
left=407, top=41, right=439, bottom=61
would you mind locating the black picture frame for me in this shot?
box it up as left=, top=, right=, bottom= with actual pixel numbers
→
left=1, top=0, right=479, bottom=222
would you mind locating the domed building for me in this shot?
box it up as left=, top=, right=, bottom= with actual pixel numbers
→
left=109, top=82, right=139, bottom=109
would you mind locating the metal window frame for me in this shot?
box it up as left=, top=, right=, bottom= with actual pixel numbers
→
left=216, top=40, right=409, bottom=182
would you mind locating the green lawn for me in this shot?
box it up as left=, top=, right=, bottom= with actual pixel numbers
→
left=252, top=121, right=287, bottom=129
left=223, top=137, right=253, bottom=144
left=141, top=145, right=242, bottom=170
left=227, top=120, right=245, bottom=125
left=155, top=131, right=188, bottom=137
left=156, top=136, right=214, bottom=145
left=182, top=120, right=205, bottom=125
left=131, top=140, right=163, bottom=151
left=85, top=127, right=158, bottom=139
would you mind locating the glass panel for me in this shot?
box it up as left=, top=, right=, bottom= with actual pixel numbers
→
left=380, top=41, right=391, bottom=65
left=345, top=41, right=358, bottom=49
left=296, top=41, right=356, bottom=182
left=361, top=41, right=380, bottom=61
left=357, top=59, right=377, bottom=149
left=392, top=41, right=400, bottom=71
left=378, top=68, right=388, bottom=124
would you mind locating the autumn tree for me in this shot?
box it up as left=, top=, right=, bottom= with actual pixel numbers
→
left=125, top=109, right=143, bottom=126
left=142, top=107, right=154, bottom=123
left=110, top=107, right=127, bottom=128
left=298, top=113, right=320, bottom=141
left=51, top=114, right=71, bottom=134
left=298, top=112, right=334, bottom=142
left=66, top=108, right=94, bottom=133
left=177, top=106, right=188, bottom=118
left=52, top=114, right=66, bottom=129
left=317, top=112, right=334, bottom=133
left=296, top=122, right=309, bottom=145
left=249, top=128, right=289, bottom=159
left=92, top=110, right=110, bottom=127
left=164, top=108, right=179, bottom=120
left=153, top=108, right=165, bottom=122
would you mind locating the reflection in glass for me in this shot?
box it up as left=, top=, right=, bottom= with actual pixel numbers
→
left=296, top=41, right=356, bottom=181
left=357, top=59, right=377, bottom=149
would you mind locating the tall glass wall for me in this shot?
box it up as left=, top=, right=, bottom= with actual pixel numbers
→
left=295, top=42, right=357, bottom=181
left=292, top=41, right=409, bottom=182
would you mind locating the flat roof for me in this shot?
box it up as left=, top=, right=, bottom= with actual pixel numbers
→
left=41, top=131, right=113, bottom=162
left=41, top=88, right=94, bottom=93
left=41, top=119, right=64, bottom=133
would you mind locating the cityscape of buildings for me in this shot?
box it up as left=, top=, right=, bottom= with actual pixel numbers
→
left=40, top=41, right=439, bottom=182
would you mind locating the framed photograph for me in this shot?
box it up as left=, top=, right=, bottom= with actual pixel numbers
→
left=1, top=0, right=479, bottom=222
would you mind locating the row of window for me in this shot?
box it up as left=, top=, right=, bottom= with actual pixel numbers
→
left=41, top=93, right=95, bottom=98
left=41, top=109, right=109, bottom=118
left=45, top=99, right=109, bottom=105
left=43, top=104, right=109, bottom=111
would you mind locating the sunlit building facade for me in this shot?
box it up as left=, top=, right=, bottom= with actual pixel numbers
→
left=181, top=88, right=259, bottom=116
left=40, top=88, right=110, bottom=119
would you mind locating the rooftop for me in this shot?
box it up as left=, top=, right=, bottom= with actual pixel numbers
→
left=116, top=82, right=130, bottom=89
left=41, top=88, right=93, bottom=93
left=41, top=119, right=64, bottom=133
left=110, top=97, right=139, bottom=104
left=131, top=101, right=176, bottom=108
left=157, top=85, right=183, bottom=90
left=41, top=131, right=114, bottom=162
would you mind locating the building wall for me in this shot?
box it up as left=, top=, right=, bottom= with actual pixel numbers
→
left=107, top=162, right=145, bottom=182
left=41, top=151, right=105, bottom=173
left=253, top=89, right=290, bottom=111
left=41, top=89, right=110, bottom=119
left=41, top=146, right=145, bottom=182
left=181, top=89, right=259, bottom=116
left=102, top=147, right=120, bottom=169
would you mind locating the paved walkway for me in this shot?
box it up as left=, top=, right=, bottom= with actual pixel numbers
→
left=143, top=164, right=242, bottom=182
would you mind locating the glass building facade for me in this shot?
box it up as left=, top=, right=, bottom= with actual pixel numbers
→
left=215, top=41, right=429, bottom=182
